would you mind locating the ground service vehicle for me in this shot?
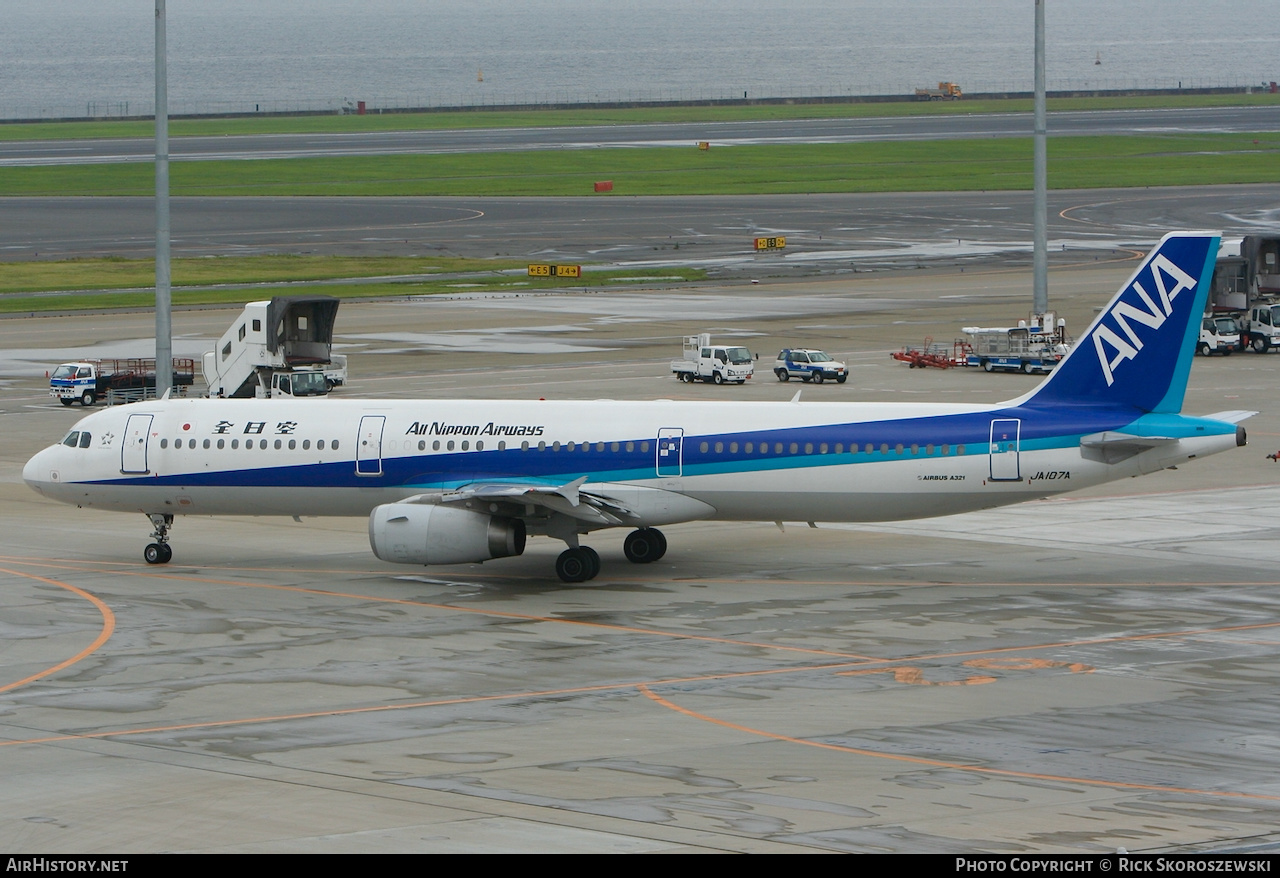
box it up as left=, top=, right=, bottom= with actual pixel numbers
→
left=774, top=349, right=848, bottom=383
left=1207, top=235, right=1280, bottom=351
left=24, top=233, right=1251, bottom=582
left=1198, top=316, right=1239, bottom=355
left=203, top=296, right=345, bottom=397
left=50, top=358, right=196, bottom=406
left=671, top=334, right=754, bottom=384
left=963, top=313, right=1070, bottom=374
left=915, top=81, right=962, bottom=100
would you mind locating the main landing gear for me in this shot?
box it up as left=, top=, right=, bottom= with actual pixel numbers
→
left=623, top=527, right=667, bottom=564
left=554, top=527, right=668, bottom=583
left=144, top=513, right=174, bottom=565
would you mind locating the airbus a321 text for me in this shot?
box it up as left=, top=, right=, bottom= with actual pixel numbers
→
left=24, top=232, right=1251, bottom=582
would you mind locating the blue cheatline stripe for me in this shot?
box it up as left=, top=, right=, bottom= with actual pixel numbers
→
left=79, top=401, right=1239, bottom=491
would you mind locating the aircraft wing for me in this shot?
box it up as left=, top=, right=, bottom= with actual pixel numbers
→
left=437, top=477, right=636, bottom=526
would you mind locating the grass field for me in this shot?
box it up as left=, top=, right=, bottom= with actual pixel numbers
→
left=3, top=134, right=1278, bottom=198
left=0, top=256, right=706, bottom=314
left=3, top=92, right=1277, bottom=313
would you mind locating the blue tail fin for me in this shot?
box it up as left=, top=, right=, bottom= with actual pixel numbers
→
left=1026, top=231, right=1219, bottom=413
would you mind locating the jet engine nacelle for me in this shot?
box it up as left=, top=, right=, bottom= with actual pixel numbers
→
left=368, top=503, right=526, bottom=565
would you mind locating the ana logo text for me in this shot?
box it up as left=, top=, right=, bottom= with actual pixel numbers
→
left=1092, top=253, right=1197, bottom=386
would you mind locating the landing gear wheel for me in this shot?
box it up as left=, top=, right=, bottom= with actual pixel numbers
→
left=776, top=369, right=789, bottom=382
left=580, top=546, right=600, bottom=580
left=80, top=391, right=95, bottom=407
left=144, top=543, right=172, bottom=565
left=144, top=513, right=174, bottom=566
left=555, top=547, right=598, bottom=583
left=649, top=529, right=667, bottom=561
left=624, top=528, right=667, bottom=563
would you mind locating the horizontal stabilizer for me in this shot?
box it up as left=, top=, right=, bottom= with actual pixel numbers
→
left=1203, top=410, right=1257, bottom=424
left=1079, top=431, right=1176, bottom=465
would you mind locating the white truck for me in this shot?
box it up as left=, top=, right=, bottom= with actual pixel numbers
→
left=671, top=333, right=754, bottom=384
left=262, top=361, right=347, bottom=398
left=1197, top=315, right=1239, bottom=356
left=50, top=358, right=196, bottom=406
left=203, top=296, right=347, bottom=398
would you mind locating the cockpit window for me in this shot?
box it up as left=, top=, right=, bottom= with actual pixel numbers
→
left=62, top=431, right=80, bottom=447
left=79, top=432, right=92, bottom=448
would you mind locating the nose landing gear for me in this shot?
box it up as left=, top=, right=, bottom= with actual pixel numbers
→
left=144, top=513, right=174, bottom=565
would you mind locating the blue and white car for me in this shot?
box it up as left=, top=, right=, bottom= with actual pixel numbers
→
left=773, top=348, right=847, bottom=383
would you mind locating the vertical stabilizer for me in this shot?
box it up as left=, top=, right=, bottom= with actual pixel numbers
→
left=1024, top=232, right=1219, bottom=413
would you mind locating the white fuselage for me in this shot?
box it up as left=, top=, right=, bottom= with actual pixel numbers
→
left=22, top=396, right=1238, bottom=527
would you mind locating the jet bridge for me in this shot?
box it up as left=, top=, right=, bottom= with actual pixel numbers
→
left=202, top=296, right=340, bottom=398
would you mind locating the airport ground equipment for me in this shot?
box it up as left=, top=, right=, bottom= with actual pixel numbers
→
left=202, top=296, right=345, bottom=398
left=50, top=358, right=195, bottom=406
left=963, top=312, right=1070, bottom=374
left=1198, top=316, right=1239, bottom=356
left=774, top=348, right=848, bottom=382
left=1207, top=235, right=1280, bottom=352
left=915, top=81, right=963, bottom=100
left=891, top=338, right=963, bottom=369
left=671, top=333, right=754, bottom=384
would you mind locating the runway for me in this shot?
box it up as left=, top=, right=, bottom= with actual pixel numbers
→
left=6, top=187, right=1280, bottom=277
left=3, top=105, right=1279, bottom=167
left=3, top=266, right=1280, bottom=852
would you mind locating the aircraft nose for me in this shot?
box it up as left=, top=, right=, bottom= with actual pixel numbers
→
left=23, top=447, right=53, bottom=496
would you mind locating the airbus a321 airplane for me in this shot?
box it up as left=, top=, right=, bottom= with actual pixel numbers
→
left=25, top=232, right=1251, bottom=582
